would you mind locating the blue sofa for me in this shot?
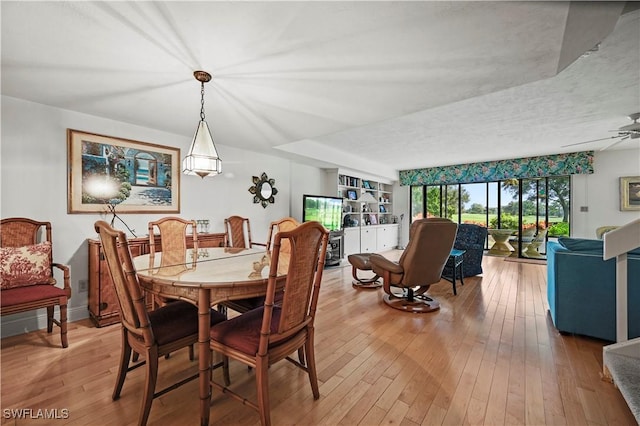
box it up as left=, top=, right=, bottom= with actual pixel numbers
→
left=547, top=238, right=640, bottom=342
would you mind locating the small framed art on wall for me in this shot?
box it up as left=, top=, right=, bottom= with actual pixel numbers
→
left=620, top=176, right=640, bottom=211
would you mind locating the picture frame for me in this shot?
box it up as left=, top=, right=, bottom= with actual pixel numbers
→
left=379, top=205, right=386, bottom=213
left=363, top=180, right=371, bottom=189
left=67, top=129, right=180, bottom=214
left=620, top=176, right=640, bottom=211
left=369, top=214, right=377, bottom=225
left=347, top=190, right=357, bottom=200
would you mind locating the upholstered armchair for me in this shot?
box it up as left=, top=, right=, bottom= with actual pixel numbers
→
left=370, top=218, right=457, bottom=312
left=0, top=218, right=71, bottom=348
left=442, top=223, right=487, bottom=278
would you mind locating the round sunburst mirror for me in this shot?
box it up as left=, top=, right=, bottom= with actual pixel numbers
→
left=249, top=172, right=277, bottom=208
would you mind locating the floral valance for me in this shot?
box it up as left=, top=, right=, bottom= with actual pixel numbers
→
left=399, top=151, right=593, bottom=186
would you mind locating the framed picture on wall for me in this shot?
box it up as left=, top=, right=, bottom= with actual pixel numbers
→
left=620, top=176, right=640, bottom=211
left=67, top=129, right=180, bottom=214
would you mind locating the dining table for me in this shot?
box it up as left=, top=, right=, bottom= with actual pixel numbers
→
left=133, top=246, right=287, bottom=426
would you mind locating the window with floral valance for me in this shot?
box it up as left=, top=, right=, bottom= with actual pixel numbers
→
left=399, top=151, right=594, bottom=186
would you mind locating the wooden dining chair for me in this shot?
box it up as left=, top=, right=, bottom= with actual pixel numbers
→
left=221, top=217, right=300, bottom=315
left=224, top=215, right=265, bottom=249
left=265, top=216, right=300, bottom=252
left=148, top=216, right=198, bottom=267
left=209, top=221, right=329, bottom=426
left=0, top=217, right=71, bottom=348
left=95, top=220, right=228, bottom=426
left=224, top=215, right=249, bottom=248
left=148, top=217, right=198, bottom=307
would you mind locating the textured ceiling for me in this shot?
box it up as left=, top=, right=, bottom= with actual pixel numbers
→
left=2, top=1, right=639, bottom=180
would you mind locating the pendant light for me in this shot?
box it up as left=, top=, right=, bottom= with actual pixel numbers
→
left=182, top=70, right=222, bottom=178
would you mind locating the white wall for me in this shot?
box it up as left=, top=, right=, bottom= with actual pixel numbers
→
left=289, top=163, right=327, bottom=222
left=572, top=148, right=640, bottom=238
left=0, top=96, right=318, bottom=337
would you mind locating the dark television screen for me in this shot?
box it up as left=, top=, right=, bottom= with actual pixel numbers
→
left=302, top=195, right=343, bottom=232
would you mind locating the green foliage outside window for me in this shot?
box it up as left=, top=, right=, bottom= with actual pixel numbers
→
left=548, top=222, right=569, bottom=237
left=490, top=214, right=519, bottom=229
left=411, top=177, right=571, bottom=237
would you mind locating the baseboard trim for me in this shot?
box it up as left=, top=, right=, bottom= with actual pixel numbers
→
left=0, top=306, right=89, bottom=339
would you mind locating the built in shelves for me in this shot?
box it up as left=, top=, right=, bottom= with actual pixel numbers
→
left=338, top=173, right=394, bottom=228
left=326, top=171, right=398, bottom=256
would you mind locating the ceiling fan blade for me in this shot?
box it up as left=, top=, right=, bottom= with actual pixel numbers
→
left=562, top=135, right=622, bottom=147
left=600, top=135, right=630, bottom=151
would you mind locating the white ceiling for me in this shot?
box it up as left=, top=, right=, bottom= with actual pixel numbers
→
left=2, top=1, right=639, bottom=180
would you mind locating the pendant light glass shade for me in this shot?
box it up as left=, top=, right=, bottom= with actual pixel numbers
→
left=182, top=120, right=222, bottom=178
left=182, top=70, right=222, bottom=178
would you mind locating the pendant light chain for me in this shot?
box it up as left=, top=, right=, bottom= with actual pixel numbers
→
left=200, top=81, right=206, bottom=121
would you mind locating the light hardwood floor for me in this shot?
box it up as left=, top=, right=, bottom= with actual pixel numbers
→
left=1, top=254, right=635, bottom=425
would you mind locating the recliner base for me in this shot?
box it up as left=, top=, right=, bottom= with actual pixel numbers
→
left=383, top=294, right=440, bottom=313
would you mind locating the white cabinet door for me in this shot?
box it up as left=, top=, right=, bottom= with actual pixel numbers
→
left=376, top=225, right=398, bottom=252
left=343, top=227, right=360, bottom=256
left=360, top=227, right=377, bottom=253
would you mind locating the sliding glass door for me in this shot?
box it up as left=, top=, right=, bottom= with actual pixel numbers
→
left=410, top=176, right=570, bottom=259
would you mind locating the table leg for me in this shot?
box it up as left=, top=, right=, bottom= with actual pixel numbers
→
left=198, top=288, right=211, bottom=426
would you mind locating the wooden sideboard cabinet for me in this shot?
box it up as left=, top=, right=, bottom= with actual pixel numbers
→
left=88, top=232, right=227, bottom=327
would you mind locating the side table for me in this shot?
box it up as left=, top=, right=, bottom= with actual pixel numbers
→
left=442, top=249, right=466, bottom=295
left=488, top=229, right=515, bottom=256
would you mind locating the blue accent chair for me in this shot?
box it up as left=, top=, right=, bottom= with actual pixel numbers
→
left=442, top=224, right=487, bottom=278
left=547, top=238, right=640, bottom=341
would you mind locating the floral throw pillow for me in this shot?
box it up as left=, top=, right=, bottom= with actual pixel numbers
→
left=0, top=242, right=52, bottom=289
